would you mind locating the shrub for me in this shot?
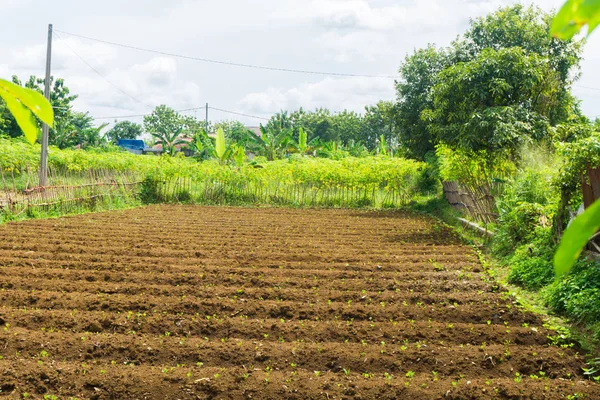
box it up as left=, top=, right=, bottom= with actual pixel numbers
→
left=507, top=227, right=555, bottom=290
left=493, top=202, right=548, bottom=256
left=545, top=261, right=600, bottom=328
left=139, top=175, right=163, bottom=204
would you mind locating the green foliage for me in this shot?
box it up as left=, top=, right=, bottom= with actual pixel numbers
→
left=144, top=105, right=201, bottom=155
left=291, top=127, right=320, bottom=155
left=213, top=120, right=253, bottom=147
left=555, top=200, right=600, bottom=277
left=361, top=101, right=397, bottom=151
left=247, top=124, right=292, bottom=161
left=425, top=48, right=556, bottom=154
left=496, top=203, right=549, bottom=255
left=316, top=141, right=349, bottom=160
left=212, top=127, right=236, bottom=164
left=555, top=132, right=600, bottom=206
left=0, top=138, right=427, bottom=208
left=0, top=78, right=54, bottom=144
left=509, top=249, right=555, bottom=290
left=395, top=45, right=449, bottom=160
left=395, top=5, right=583, bottom=160
left=215, top=127, right=227, bottom=160
left=507, top=226, right=556, bottom=290
left=105, top=120, right=143, bottom=144
left=493, top=155, right=558, bottom=257
left=551, top=0, right=600, bottom=279
left=6, top=76, right=78, bottom=148
left=551, top=122, right=594, bottom=143
left=436, top=144, right=514, bottom=189
left=462, top=4, right=582, bottom=83
left=552, top=0, right=600, bottom=39
left=139, top=175, right=163, bottom=204
left=546, top=261, right=600, bottom=333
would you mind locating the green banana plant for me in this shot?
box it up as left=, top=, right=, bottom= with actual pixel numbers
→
left=186, top=129, right=213, bottom=160
left=0, top=78, right=54, bottom=144
left=378, top=135, right=388, bottom=156
left=212, top=127, right=235, bottom=164
left=247, top=124, right=292, bottom=161
left=151, top=127, right=187, bottom=156
left=233, top=144, right=246, bottom=167
left=292, top=127, right=320, bottom=155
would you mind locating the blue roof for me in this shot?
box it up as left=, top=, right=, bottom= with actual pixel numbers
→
left=117, top=139, right=146, bottom=150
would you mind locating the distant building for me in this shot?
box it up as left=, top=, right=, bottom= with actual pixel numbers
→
left=117, top=139, right=146, bottom=155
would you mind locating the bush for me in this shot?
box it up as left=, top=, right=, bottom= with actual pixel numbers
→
left=507, top=227, right=555, bottom=290
left=492, top=166, right=557, bottom=256
left=139, top=175, right=163, bottom=204
left=493, top=202, right=548, bottom=256
left=545, top=261, right=600, bottom=329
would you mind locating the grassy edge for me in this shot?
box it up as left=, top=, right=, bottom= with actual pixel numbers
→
left=408, top=195, right=600, bottom=360
left=0, top=196, right=143, bottom=225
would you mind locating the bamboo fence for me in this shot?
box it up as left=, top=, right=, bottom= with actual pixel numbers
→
left=0, top=167, right=141, bottom=216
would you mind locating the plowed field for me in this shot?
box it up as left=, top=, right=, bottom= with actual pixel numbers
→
left=0, top=205, right=597, bottom=399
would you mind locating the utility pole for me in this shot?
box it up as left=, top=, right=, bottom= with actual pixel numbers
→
left=39, top=23, right=53, bottom=187
left=205, top=103, right=209, bottom=133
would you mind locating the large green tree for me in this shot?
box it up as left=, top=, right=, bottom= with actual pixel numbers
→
left=143, top=105, right=183, bottom=140
left=456, top=4, right=583, bottom=124
left=394, top=4, right=583, bottom=160
left=143, top=105, right=202, bottom=155
left=105, top=120, right=143, bottom=144
left=395, top=45, right=450, bottom=160
left=361, top=101, right=398, bottom=151
left=424, top=47, right=559, bottom=155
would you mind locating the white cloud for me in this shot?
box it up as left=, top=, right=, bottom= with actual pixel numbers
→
left=131, top=57, right=177, bottom=88
left=240, top=77, right=394, bottom=115
left=0, top=0, right=598, bottom=126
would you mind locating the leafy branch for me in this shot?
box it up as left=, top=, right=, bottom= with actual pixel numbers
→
left=551, top=0, right=600, bottom=276
left=0, top=78, right=54, bottom=144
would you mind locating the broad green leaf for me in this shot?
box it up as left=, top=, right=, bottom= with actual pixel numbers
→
left=0, top=79, right=54, bottom=125
left=551, top=0, right=600, bottom=39
left=299, top=127, right=307, bottom=151
left=554, top=199, right=600, bottom=276
left=1, top=88, right=41, bottom=145
left=215, top=127, right=226, bottom=160
left=0, top=79, right=54, bottom=145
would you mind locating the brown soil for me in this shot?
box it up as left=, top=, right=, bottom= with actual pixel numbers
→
left=0, top=205, right=597, bottom=399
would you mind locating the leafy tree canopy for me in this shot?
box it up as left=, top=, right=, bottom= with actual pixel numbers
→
left=395, top=4, right=584, bottom=160
left=395, top=45, right=450, bottom=160
left=425, top=47, right=559, bottom=154
left=105, top=120, right=143, bottom=144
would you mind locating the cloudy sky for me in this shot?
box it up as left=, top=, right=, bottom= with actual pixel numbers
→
left=1, top=0, right=599, bottom=126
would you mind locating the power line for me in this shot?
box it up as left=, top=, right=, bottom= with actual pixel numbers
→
left=574, top=85, right=600, bottom=92
left=95, top=106, right=208, bottom=120
left=208, top=106, right=270, bottom=121
left=54, top=31, right=154, bottom=109
left=95, top=105, right=270, bottom=121
left=54, top=29, right=397, bottom=79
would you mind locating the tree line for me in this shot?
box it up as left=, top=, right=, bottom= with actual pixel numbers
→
left=0, top=4, right=595, bottom=165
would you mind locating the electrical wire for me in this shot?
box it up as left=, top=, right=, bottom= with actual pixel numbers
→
left=95, top=105, right=269, bottom=121
left=575, top=85, right=600, bottom=92
left=208, top=107, right=270, bottom=121
left=54, top=31, right=154, bottom=109
left=54, top=29, right=397, bottom=79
